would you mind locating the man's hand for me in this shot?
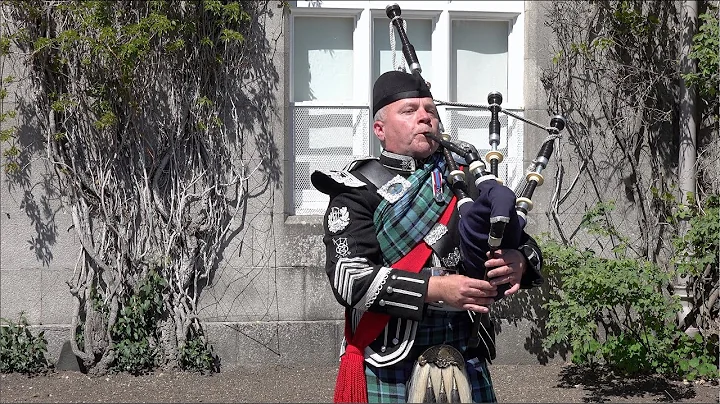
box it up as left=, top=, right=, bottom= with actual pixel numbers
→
left=426, top=275, right=497, bottom=313
left=485, top=248, right=526, bottom=298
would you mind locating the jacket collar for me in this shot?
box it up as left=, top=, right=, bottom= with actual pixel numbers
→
left=379, top=150, right=419, bottom=173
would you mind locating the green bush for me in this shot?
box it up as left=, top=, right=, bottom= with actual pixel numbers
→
left=682, top=1, right=719, bottom=116
left=540, top=199, right=719, bottom=381
left=0, top=314, right=51, bottom=374
left=180, top=327, right=218, bottom=374
left=672, top=194, right=720, bottom=278
left=111, top=270, right=167, bottom=374
left=110, top=269, right=217, bottom=374
left=541, top=239, right=717, bottom=380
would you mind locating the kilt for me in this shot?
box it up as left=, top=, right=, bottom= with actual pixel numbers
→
left=364, top=310, right=497, bottom=403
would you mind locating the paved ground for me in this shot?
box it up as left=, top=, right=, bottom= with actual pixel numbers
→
left=1, top=364, right=718, bottom=403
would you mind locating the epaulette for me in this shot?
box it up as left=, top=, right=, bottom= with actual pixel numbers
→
left=350, top=157, right=395, bottom=191
left=310, top=168, right=367, bottom=195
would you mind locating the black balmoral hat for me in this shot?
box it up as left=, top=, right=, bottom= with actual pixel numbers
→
left=372, top=70, right=433, bottom=116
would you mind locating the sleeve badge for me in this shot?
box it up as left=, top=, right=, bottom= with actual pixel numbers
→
left=328, top=206, right=350, bottom=233
left=333, top=237, right=351, bottom=259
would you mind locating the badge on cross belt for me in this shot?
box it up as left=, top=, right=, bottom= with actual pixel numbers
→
left=442, top=247, right=462, bottom=268
left=377, top=175, right=412, bottom=203
left=424, top=223, right=448, bottom=246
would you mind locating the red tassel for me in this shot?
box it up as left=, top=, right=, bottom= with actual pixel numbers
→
left=334, top=344, right=368, bottom=403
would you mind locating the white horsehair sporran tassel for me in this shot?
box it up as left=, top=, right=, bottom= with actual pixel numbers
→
left=406, top=344, right=473, bottom=403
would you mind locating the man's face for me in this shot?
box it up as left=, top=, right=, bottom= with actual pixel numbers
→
left=373, top=97, right=440, bottom=159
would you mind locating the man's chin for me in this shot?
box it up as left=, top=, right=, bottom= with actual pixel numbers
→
left=406, top=140, right=439, bottom=159
left=421, top=144, right=440, bottom=158
left=413, top=149, right=436, bottom=160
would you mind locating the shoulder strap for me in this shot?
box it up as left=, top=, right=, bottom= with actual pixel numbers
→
left=353, top=159, right=395, bottom=190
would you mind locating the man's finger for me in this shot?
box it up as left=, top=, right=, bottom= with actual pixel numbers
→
left=462, top=303, right=490, bottom=313
left=503, top=283, right=521, bottom=296
left=489, top=275, right=514, bottom=286
left=486, top=267, right=512, bottom=280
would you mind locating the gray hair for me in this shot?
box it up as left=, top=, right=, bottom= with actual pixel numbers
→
left=373, top=106, right=387, bottom=122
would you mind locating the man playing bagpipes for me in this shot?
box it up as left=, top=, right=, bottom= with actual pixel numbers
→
left=311, top=70, right=545, bottom=403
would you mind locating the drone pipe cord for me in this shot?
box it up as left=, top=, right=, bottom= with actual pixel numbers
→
left=515, top=116, right=565, bottom=222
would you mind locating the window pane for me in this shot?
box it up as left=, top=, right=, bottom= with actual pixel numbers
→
left=451, top=20, right=508, bottom=103
left=373, top=18, right=432, bottom=84
left=446, top=108, right=525, bottom=191
left=294, top=17, right=354, bottom=102
left=293, top=106, right=370, bottom=215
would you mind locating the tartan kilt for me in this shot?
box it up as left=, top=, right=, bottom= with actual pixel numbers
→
left=364, top=311, right=497, bottom=403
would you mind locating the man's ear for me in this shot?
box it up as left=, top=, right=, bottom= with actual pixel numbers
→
left=373, top=120, right=385, bottom=143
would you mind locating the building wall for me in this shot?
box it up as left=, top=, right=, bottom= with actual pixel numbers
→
left=0, top=1, right=569, bottom=370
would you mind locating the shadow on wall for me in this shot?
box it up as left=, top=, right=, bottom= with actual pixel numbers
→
left=491, top=277, right=570, bottom=365
left=198, top=2, right=285, bottom=290
left=3, top=2, right=284, bottom=285
left=4, top=104, right=60, bottom=266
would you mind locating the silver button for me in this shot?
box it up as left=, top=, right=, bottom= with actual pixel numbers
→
left=391, top=274, right=397, bottom=280
left=379, top=299, right=385, bottom=306
left=386, top=286, right=394, bottom=294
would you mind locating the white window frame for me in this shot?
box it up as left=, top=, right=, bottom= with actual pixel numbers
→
left=290, top=1, right=525, bottom=216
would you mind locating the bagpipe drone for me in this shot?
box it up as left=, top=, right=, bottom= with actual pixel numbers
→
left=385, top=4, right=566, bottom=300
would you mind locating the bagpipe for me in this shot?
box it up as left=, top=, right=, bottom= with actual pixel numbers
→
left=386, top=4, right=566, bottom=300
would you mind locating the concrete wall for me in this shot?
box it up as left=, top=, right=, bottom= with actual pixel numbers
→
left=0, top=1, right=569, bottom=371
left=522, top=0, right=559, bottom=237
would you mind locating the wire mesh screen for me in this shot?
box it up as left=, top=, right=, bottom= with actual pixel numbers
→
left=445, top=107, right=525, bottom=192
left=293, top=105, right=370, bottom=215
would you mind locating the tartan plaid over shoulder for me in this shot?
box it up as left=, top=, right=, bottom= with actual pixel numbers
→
left=373, top=153, right=452, bottom=265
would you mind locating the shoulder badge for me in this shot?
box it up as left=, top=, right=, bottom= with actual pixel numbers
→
left=328, top=170, right=366, bottom=187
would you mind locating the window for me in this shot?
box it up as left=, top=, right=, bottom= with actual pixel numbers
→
left=372, top=18, right=432, bottom=84
left=291, top=12, right=370, bottom=215
left=293, top=17, right=354, bottom=102
left=451, top=20, right=508, bottom=102
left=290, top=1, right=525, bottom=215
left=446, top=17, right=523, bottom=186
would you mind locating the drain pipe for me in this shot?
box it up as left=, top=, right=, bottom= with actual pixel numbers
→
left=676, top=0, right=699, bottom=337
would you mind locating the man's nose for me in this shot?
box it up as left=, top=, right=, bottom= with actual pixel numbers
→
left=417, top=108, right=432, bottom=124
